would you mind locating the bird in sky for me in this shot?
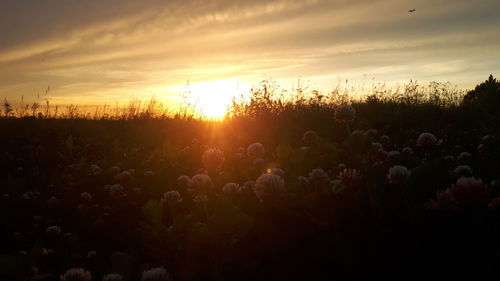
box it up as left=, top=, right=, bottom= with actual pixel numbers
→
left=408, top=8, right=416, bottom=12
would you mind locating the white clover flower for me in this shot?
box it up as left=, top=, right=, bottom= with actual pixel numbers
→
left=177, top=175, right=190, bottom=189
left=457, top=152, right=472, bottom=163
left=255, top=173, right=286, bottom=200
left=109, top=184, right=124, bottom=196
left=45, top=225, right=61, bottom=238
left=60, top=268, right=92, bottom=281
left=302, top=130, right=318, bottom=144
left=351, top=130, right=365, bottom=137
left=189, top=174, right=213, bottom=192
left=163, top=190, right=182, bottom=203
left=338, top=168, right=363, bottom=187
left=102, top=273, right=124, bottom=281
left=334, top=104, right=356, bottom=122
left=271, top=168, right=285, bottom=178
left=115, top=170, right=133, bottom=182
left=86, top=250, right=96, bottom=259
left=416, top=132, right=437, bottom=147
left=80, top=192, right=92, bottom=204
left=388, top=150, right=401, bottom=158
left=401, top=147, right=414, bottom=154
left=222, top=182, right=240, bottom=193
left=453, top=176, right=484, bottom=191
left=309, top=168, right=329, bottom=182
left=252, top=158, right=265, bottom=166
left=454, top=165, right=473, bottom=176
left=380, top=135, right=390, bottom=143
left=247, top=142, right=265, bottom=158
left=22, top=191, right=39, bottom=200
left=202, top=147, right=225, bottom=170
left=141, top=267, right=171, bottom=281
left=387, top=165, right=411, bottom=184
left=297, top=176, right=310, bottom=188
left=89, top=164, right=102, bottom=176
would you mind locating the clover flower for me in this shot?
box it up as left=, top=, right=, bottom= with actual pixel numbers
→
left=247, top=142, right=265, bottom=158
left=60, top=268, right=92, bottom=281
left=416, top=132, right=437, bottom=147
left=387, top=165, right=411, bottom=184
left=334, top=104, right=356, bottom=122
left=102, top=273, right=124, bottom=281
left=141, top=267, right=171, bottom=281
left=255, top=173, right=286, bottom=200
left=222, top=182, right=240, bottom=193
left=202, top=147, right=225, bottom=170
left=163, top=191, right=182, bottom=203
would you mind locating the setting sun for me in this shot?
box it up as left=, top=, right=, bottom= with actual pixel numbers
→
left=183, top=79, right=251, bottom=120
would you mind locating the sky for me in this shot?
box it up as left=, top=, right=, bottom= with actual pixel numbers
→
left=0, top=0, right=499, bottom=108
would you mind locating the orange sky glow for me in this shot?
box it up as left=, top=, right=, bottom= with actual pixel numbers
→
left=0, top=0, right=499, bottom=117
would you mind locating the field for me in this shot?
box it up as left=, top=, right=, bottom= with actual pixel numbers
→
left=1, top=76, right=500, bottom=281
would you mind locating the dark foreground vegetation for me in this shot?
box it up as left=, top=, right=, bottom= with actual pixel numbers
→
left=1, top=76, right=500, bottom=280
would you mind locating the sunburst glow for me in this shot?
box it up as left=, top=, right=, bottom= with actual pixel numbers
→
left=183, top=79, right=251, bottom=120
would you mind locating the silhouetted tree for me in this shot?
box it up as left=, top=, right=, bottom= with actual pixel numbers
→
left=462, top=74, right=500, bottom=111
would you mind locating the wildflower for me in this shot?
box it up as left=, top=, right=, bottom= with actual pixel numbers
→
left=387, top=150, right=400, bottom=159
left=255, top=173, right=286, bottom=200
left=222, top=182, right=240, bottom=193
left=387, top=165, right=411, bottom=184
left=102, top=273, right=124, bottom=281
left=401, top=147, right=414, bottom=154
left=456, top=152, right=472, bottom=164
left=109, top=184, right=124, bottom=196
left=453, top=165, right=473, bottom=177
left=351, top=130, right=365, bottom=137
left=449, top=177, right=490, bottom=208
left=115, top=170, right=133, bottom=182
left=416, top=132, right=437, bottom=147
left=45, top=225, right=61, bottom=238
left=338, top=168, right=363, bottom=187
left=379, top=135, right=390, bottom=144
left=302, top=130, right=318, bottom=144
left=253, top=158, right=265, bottom=166
left=162, top=191, right=182, bottom=203
left=429, top=189, right=457, bottom=211
left=141, top=267, right=171, bottom=281
left=188, top=173, right=213, bottom=192
left=86, top=250, right=96, bottom=259
left=60, top=268, right=92, bottom=281
left=297, top=176, right=309, bottom=186
left=22, top=191, right=39, bottom=201
left=89, top=164, right=101, bottom=176
left=270, top=168, right=285, bottom=178
left=247, top=142, right=265, bottom=158
left=177, top=175, right=190, bottom=189
left=202, top=147, right=225, bottom=170
left=80, top=192, right=92, bottom=204
left=334, top=104, right=356, bottom=122
left=309, top=168, right=329, bottom=183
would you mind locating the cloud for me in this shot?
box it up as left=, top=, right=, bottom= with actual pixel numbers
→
left=0, top=0, right=499, bottom=103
